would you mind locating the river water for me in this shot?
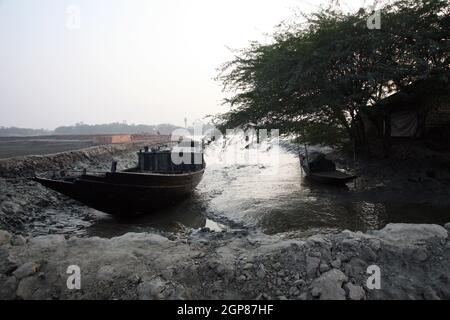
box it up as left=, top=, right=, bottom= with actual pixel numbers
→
left=84, top=138, right=450, bottom=238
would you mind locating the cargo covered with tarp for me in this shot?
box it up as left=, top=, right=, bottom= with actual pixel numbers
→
left=390, top=111, right=419, bottom=137
left=306, top=152, right=336, bottom=173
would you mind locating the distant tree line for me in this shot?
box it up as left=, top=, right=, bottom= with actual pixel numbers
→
left=53, top=122, right=181, bottom=135
left=0, top=122, right=215, bottom=137
left=0, top=127, right=50, bottom=137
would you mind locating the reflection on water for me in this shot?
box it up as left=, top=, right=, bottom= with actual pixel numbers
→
left=86, top=138, right=450, bottom=238
left=86, top=195, right=207, bottom=237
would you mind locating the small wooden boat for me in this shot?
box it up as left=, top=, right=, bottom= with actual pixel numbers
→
left=34, top=143, right=205, bottom=216
left=299, top=148, right=357, bottom=185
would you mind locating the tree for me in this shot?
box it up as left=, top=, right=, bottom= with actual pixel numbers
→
left=215, top=0, right=450, bottom=148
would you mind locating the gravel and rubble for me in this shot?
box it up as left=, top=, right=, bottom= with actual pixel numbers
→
left=0, top=223, right=449, bottom=300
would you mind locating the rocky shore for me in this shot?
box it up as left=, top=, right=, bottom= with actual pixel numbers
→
left=0, top=223, right=449, bottom=300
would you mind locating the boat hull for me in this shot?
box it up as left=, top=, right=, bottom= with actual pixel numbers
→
left=300, top=159, right=356, bottom=185
left=35, top=170, right=205, bottom=216
left=308, top=172, right=357, bottom=185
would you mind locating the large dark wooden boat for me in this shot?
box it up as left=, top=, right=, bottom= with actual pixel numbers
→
left=299, top=150, right=357, bottom=185
left=34, top=143, right=205, bottom=216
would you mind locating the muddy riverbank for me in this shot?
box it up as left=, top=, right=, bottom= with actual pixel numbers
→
left=1, top=142, right=450, bottom=299
left=0, top=223, right=449, bottom=300
left=1, top=140, right=450, bottom=237
left=0, top=141, right=169, bottom=235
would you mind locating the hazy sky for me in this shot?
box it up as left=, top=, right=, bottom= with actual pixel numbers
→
left=0, top=0, right=370, bottom=129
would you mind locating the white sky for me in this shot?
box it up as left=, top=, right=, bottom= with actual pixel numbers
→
left=0, top=0, right=372, bottom=129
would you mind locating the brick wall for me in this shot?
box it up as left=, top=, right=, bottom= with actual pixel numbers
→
left=94, top=134, right=171, bottom=145
left=131, top=134, right=171, bottom=143
left=94, top=135, right=131, bottom=145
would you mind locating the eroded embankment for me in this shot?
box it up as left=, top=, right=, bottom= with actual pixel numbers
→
left=0, top=143, right=151, bottom=178
left=0, top=142, right=167, bottom=234
left=328, top=143, right=450, bottom=195
left=0, top=223, right=449, bottom=300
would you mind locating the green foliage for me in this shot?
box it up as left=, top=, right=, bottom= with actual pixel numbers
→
left=216, top=0, right=450, bottom=146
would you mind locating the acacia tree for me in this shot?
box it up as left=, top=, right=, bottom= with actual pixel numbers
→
left=215, top=0, right=450, bottom=147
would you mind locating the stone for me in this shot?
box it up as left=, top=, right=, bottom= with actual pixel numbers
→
left=13, top=262, right=40, bottom=280
left=368, top=239, right=382, bottom=252
left=128, top=274, right=141, bottom=285
left=273, top=262, right=282, bottom=270
left=413, top=247, right=428, bottom=262
left=319, top=263, right=330, bottom=273
left=331, top=258, right=341, bottom=269
left=96, top=265, right=115, bottom=281
left=243, top=263, right=253, bottom=270
left=344, top=264, right=354, bottom=277
left=310, top=269, right=347, bottom=300
left=306, top=256, right=320, bottom=278
left=256, top=264, right=266, bottom=279
left=257, top=293, right=271, bottom=300
left=423, top=286, right=440, bottom=300
left=361, top=245, right=378, bottom=261
left=341, top=238, right=360, bottom=251
left=237, top=275, right=246, bottom=282
left=1, top=201, right=22, bottom=215
left=348, top=258, right=367, bottom=276
left=215, top=264, right=226, bottom=276
left=10, top=235, right=26, bottom=246
left=344, top=283, right=365, bottom=300
left=294, top=279, right=306, bottom=287
left=0, top=248, right=17, bottom=274
left=16, top=276, right=40, bottom=300
left=161, top=268, right=173, bottom=280
left=288, top=286, right=296, bottom=295
left=137, top=278, right=166, bottom=300
left=0, top=230, right=11, bottom=246
left=310, top=287, right=321, bottom=298
left=372, top=224, right=448, bottom=244
left=444, top=223, right=450, bottom=233
left=0, top=276, right=17, bottom=299
left=298, top=292, right=308, bottom=300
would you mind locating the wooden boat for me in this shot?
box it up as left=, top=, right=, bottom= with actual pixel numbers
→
left=34, top=143, right=205, bottom=216
left=299, top=149, right=357, bottom=185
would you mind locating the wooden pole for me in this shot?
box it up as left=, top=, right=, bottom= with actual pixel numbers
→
left=297, top=137, right=303, bottom=178
left=111, top=161, right=117, bottom=173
